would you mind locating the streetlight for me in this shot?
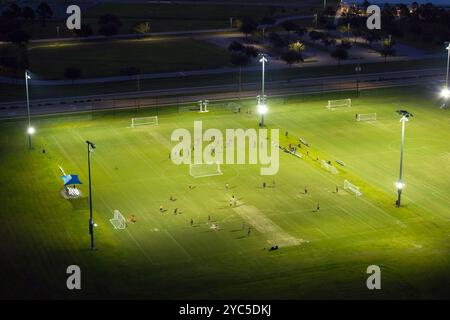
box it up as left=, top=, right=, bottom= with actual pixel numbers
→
left=395, top=110, right=413, bottom=207
left=86, top=140, right=96, bottom=251
left=355, top=64, right=362, bottom=97
left=24, top=70, right=34, bottom=150
left=258, top=54, right=268, bottom=127
left=440, top=43, right=450, bottom=108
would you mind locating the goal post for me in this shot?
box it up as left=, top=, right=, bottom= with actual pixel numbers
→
left=320, top=160, right=339, bottom=174
left=189, top=162, right=222, bottom=178
left=110, top=209, right=127, bottom=229
left=198, top=100, right=209, bottom=113
left=344, top=179, right=362, bottom=196
left=356, top=113, right=377, bottom=121
left=327, top=98, right=351, bottom=109
left=131, top=116, right=158, bottom=127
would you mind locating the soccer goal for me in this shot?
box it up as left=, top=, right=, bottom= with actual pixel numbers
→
left=110, top=209, right=126, bottom=229
left=189, top=162, right=222, bottom=178
left=321, top=160, right=339, bottom=174
left=131, top=116, right=158, bottom=127
left=198, top=100, right=209, bottom=113
left=327, top=98, right=351, bottom=109
left=226, top=102, right=242, bottom=113
left=344, top=179, right=362, bottom=196
left=356, top=113, right=377, bottom=121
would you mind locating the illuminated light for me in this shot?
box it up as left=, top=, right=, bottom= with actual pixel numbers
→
left=27, top=126, right=35, bottom=135
left=441, top=88, right=450, bottom=99
left=94, top=223, right=98, bottom=228
left=395, top=181, right=404, bottom=190
left=257, top=104, right=268, bottom=115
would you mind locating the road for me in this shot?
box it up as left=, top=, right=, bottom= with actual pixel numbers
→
left=0, top=67, right=444, bottom=120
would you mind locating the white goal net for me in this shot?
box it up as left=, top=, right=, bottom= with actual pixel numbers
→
left=110, top=209, right=127, bottom=229
left=131, top=116, right=158, bottom=127
left=190, top=162, right=222, bottom=178
left=356, top=113, right=377, bottom=121
left=327, top=98, right=351, bottom=109
left=344, top=179, right=362, bottom=196
left=321, top=160, right=339, bottom=174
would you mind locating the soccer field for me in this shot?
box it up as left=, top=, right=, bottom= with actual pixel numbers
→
left=1, top=86, right=449, bottom=299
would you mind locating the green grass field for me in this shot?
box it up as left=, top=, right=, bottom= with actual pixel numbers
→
left=21, top=38, right=230, bottom=79
left=1, top=86, right=449, bottom=299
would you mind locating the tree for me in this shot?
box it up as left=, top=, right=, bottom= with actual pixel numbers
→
left=64, top=67, right=82, bottom=83
left=244, top=46, right=258, bottom=58
left=74, top=24, right=93, bottom=37
left=268, top=32, right=288, bottom=48
left=331, top=47, right=348, bottom=64
left=321, top=37, right=336, bottom=47
left=364, top=30, right=381, bottom=45
left=239, top=17, right=257, bottom=38
left=281, top=20, right=298, bottom=35
left=133, top=22, right=150, bottom=34
left=22, top=7, right=36, bottom=22
left=8, top=29, right=30, bottom=46
left=323, top=6, right=336, bottom=17
left=2, top=3, right=21, bottom=19
left=98, top=14, right=122, bottom=36
left=228, top=41, right=244, bottom=52
left=281, top=50, right=303, bottom=68
left=379, top=46, right=396, bottom=63
left=295, top=27, right=307, bottom=38
left=288, top=41, right=305, bottom=53
left=309, top=30, right=324, bottom=42
left=36, top=2, right=53, bottom=27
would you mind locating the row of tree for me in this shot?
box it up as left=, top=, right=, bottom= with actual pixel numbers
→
left=342, top=2, right=450, bottom=46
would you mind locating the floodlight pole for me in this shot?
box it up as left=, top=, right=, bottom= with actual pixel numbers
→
left=86, top=140, right=96, bottom=251
left=25, top=70, right=32, bottom=150
left=445, top=44, right=450, bottom=89
left=355, top=64, right=361, bottom=97
left=259, top=54, right=268, bottom=127
left=396, top=115, right=408, bottom=207
left=440, top=44, right=450, bottom=108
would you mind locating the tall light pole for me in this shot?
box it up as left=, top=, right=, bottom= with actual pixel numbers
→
left=355, top=64, right=362, bottom=97
left=445, top=43, right=449, bottom=88
left=24, top=70, right=34, bottom=149
left=395, top=110, right=413, bottom=207
left=257, top=54, right=268, bottom=127
left=440, top=43, right=450, bottom=108
left=86, top=140, right=96, bottom=251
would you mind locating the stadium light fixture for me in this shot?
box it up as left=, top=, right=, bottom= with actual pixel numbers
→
left=86, top=140, right=96, bottom=251
left=257, top=103, right=268, bottom=115
left=395, top=110, right=413, bottom=207
left=24, top=70, right=33, bottom=149
left=440, top=87, right=450, bottom=99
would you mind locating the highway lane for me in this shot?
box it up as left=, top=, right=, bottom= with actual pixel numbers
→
left=0, top=68, right=445, bottom=120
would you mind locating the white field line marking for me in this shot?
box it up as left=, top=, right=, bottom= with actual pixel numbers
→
left=229, top=198, right=305, bottom=247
